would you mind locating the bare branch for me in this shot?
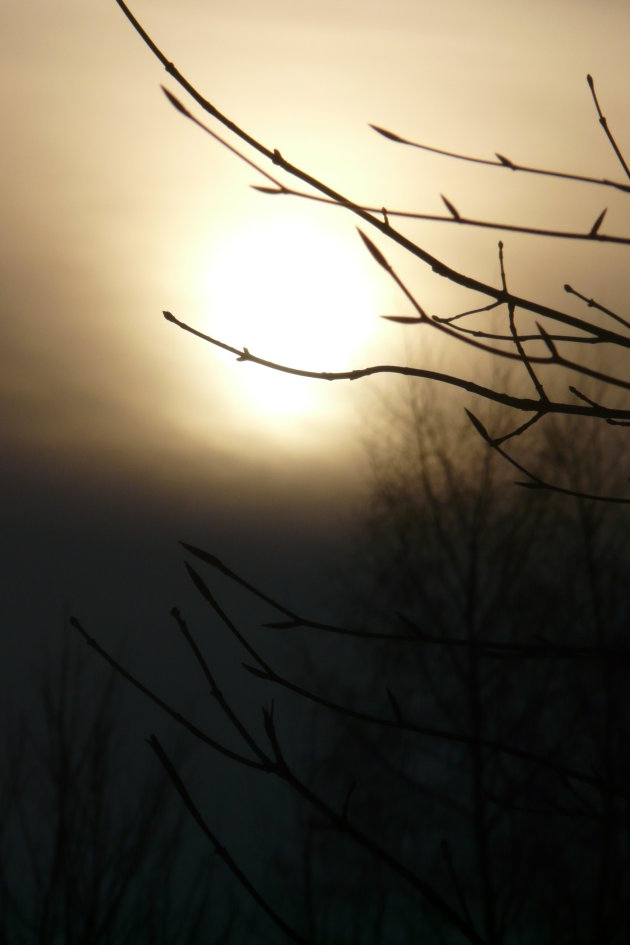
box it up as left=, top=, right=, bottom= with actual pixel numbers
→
left=253, top=181, right=630, bottom=244
left=369, top=120, right=630, bottom=192
left=148, top=735, right=310, bottom=945
left=241, top=656, right=630, bottom=800
left=170, top=607, right=271, bottom=766
left=181, top=542, right=416, bottom=641
left=587, top=73, right=630, bottom=181
left=564, top=283, right=630, bottom=332
left=160, top=85, right=286, bottom=192
left=70, top=616, right=265, bottom=769
left=508, top=303, right=548, bottom=403
left=474, top=437, right=630, bottom=505
left=163, top=311, right=630, bottom=422
left=115, top=2, right=630, bottom=351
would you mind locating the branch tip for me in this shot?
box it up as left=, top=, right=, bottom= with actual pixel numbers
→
left=589, top=208, right=607, bottom=236
left=441, top=194, right=461, bottom=220
left=179, top=541, right=224, bottom=569
left=161, top=85, right=191, bottom=117
left=465, top=409, right=491, bottom=443
left=369, top=123, right=404, bottom=143
left=536, top=322, right=558, bottom=358
left=250, top=185, right=284, bottom=195
left=357, top=228, right=391, bottom=270
left=495, top=152, right=515, bottom=168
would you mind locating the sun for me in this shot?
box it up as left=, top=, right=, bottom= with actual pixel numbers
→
left=200, top=213, right=382, bottom=418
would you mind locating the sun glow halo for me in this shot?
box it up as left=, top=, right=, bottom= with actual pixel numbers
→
left=201, top=216, right=381, bottom=417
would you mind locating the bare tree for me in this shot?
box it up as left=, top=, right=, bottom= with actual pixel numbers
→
left=290, top=390, right=630, bottom=943
left=73, top=442, right=630, bottom=942
left=0, top=628, right=225, bottom=944
left=69, top=3, right=630, bottom=943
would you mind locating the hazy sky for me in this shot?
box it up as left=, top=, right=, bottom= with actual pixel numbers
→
left=2, top=0, right=630, bottom=688
left=2, top=5, right=630, bottom=934
left=3, top=0, right=629, bottom=500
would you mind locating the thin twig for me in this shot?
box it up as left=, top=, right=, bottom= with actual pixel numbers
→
left=369, top=121, right=630, bottom=193
left=170, top=607, right=271, bottom=765
left=160, top=86, right=285, bottom=192
left=464, top=422, right=630, bottom=504
left=398, top=612, right=630, bottom=661
left=70, top=616, right=264, bottom=770
left=164, top=311, right=630, bottom=421
left=257, top=712, right=485, bottom=944
left=587, top=74, right=630, bottom=182
left=242, top=660, right=630, bottom=799
left=564, top=283, right=630, bottom=332
left=252, top=184, right=630, bottom=245
left=491, top=412, right=544, bottom=446
left=500, top=241, right=547, bottom=402
left=434, top=301, right=503, bottom=324
left=508, top=303, right=548, bottom=403
left=148, top=735, right=309, bottom=945
left=181, top=544, right=630, bottom=660
left=183, top=564, right=275, bottom=674
left=181, top=542, right=416, bottom=641
left=178, top=557, right=624, bottom=790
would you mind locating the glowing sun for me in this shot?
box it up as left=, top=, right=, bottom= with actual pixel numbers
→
left=201, top=215, right=381, bottom=417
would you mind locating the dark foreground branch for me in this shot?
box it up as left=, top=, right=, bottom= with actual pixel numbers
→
left=148, top=735, right=311, bottom=945
left=163, top=311, right=630, bottom=423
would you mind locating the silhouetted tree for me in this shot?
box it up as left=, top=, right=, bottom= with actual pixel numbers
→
left=286, top=389, right=630, bottom=943
left=0, top=628, right=225, bottom=944
left=71, top=4, right=630, bottom=943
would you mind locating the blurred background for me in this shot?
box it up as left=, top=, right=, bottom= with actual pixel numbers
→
left=2, top=0, right=630, bottom=940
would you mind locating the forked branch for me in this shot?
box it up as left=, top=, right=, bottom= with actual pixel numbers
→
left=115, top=0, right=630, bottom=499
left=115, top=0, right=630, bottom=349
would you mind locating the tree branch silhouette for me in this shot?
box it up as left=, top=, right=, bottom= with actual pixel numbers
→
left=75, top=6, right=630, bottom=940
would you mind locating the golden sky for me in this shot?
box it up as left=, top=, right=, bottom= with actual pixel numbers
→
left=2, top=0, right=629, bottom=518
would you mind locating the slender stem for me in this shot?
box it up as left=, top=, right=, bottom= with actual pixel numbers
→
left=508, top=303, right=547, bottom=403
left=369, top=122, right=630, bottom=193
left=260, top=717, right=486, bottom=944
left=164, top=311, right=630, bottom=422
left=587, top=74, right=630, bottom=182
left=255, top=186, right=630, bottom=245
left=70, top=617, right=265, bottom=770
left=148, top=736, right=310, bottom=945
left=182, top=541, right=418, bottom=640
left=243, top=662, right=630, bottom=797
left=479, top=438, right=630, bottom=505
left=170, top=607, right=272, bottom=766
left=564, top=283, right=630, bottom=332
